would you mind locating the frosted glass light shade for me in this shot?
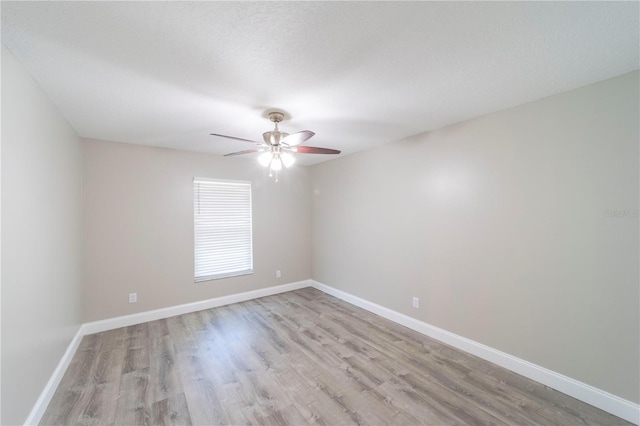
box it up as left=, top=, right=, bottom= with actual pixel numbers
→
left=258, top=152, right=272, bottom=167
left=281, top=152, right=295, bottom=168
left=271, top=156, right=283, bottom=171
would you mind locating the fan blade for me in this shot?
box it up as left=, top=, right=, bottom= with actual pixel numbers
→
left=224, top=149, right=260, bottom=157
left=281, top=130, right=315, bottom=146
left=292, top=146, right=341, bottom=155
left=210, top=133, right=260, bottom=144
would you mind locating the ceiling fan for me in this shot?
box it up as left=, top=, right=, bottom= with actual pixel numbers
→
left=211, top=112, right=341, bottom=180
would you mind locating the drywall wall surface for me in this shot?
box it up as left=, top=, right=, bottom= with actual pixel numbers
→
left=311, top=71, right=639, bottom=403
left=82, top=139, right=311, bottom=321
left=1, top=46, right=83, bottom=424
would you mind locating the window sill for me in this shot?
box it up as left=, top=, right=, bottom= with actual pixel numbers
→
left=195, top=269, right=253, bottom=283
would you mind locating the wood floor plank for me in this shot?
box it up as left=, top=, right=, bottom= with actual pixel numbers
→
left=41, top=288, right=631, bottom=425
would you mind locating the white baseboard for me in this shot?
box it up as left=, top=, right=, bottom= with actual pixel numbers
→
left=24, top=325, right=84, bottom=426
left=82, top=280, right=311, bottom=335
left=24, top=280, right=310, bottom=425
left=310, top=280, right=639, bottom=425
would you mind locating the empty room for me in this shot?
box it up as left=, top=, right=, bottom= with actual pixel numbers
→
left=1, top=1, right=638, bottom=425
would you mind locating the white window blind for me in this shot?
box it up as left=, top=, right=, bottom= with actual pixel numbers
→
left=194, top=178, right=253, bottom=282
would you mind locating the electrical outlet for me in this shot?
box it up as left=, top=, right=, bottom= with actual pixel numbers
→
left=129, top=292, right=137, bottom=304
left=412, top=297, right=419, bottom=309
left=276, top=270, right=281, bottom=278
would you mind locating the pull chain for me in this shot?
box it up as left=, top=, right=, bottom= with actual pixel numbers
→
left=267, top=158, right=280, bottom=182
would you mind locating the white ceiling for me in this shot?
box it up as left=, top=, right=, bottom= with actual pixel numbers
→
left=2, top=2, right=638, bottom=165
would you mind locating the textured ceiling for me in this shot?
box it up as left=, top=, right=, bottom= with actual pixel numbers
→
left=2, top=2, right=638, bottom=165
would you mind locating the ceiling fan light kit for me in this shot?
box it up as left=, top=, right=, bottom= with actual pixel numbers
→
left=212, top=111, right=340, bottom=182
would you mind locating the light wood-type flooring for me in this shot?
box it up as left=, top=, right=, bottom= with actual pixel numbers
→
left=41, top=287, right=630, bottom=425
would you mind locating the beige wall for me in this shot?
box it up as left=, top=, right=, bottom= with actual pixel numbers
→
left=311, top=71, right=639, bottom=403
left=1, top=46, right=83, bottom=424
left=83, top=139, right=311, bottom=321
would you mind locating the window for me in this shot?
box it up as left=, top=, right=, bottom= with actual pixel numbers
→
left=193, top=178, right=253, bottom=281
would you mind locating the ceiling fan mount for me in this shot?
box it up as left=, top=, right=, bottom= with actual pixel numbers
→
left=210, top=110, right=341, bottom=181
left=268, top=111, right=285, bottom=123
